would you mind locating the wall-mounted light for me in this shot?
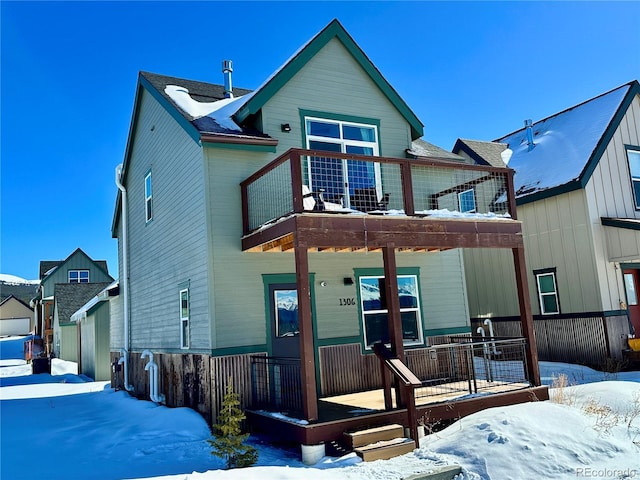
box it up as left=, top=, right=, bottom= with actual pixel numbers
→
left=281, top=123, right=291, bottom=133
left=320, top=281, right=327, bottom=287
left=343, top=277, right=354, bottom=285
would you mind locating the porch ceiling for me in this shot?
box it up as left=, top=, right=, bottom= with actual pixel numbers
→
left=242, top=213, right=524, bottom=252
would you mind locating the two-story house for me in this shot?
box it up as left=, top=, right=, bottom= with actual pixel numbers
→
left=112, top=19, right=546, bottom=456
left=33, top=247, right=113, bottom=358
left=459, top=81, right=640, bottom=366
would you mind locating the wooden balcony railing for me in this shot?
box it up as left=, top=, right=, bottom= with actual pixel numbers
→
left=240, top=148, right=517, bottom=235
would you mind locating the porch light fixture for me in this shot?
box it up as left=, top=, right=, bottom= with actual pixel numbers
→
left=343, top=277, right=354, bottom=285
left=281, top=123, right=291, bottom=132
left=320, top=281, right=327, bottom=287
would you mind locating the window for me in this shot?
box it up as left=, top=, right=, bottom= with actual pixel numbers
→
left=359, top=274, right=423, bottom=348
left=68, top=270, right=89, bottom=283
left=624, top=273, right=638, bottom=306
left=458, top=188, right=476, bottom=213
left=304, top=116, right=380, bottom=207
left=535, top=269, right=560, bottom=315
left=144, top=171, right=153, bottom=222
left=179, top=288, right=189, bottom=348
left=626, top=148, right=640, bottom=209
left=274, top=289, right=299, bottom=337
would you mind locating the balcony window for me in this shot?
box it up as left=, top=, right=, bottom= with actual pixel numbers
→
left=304, top=116, right=380, bottom=207
left=458, top=188, right=477, bottom=213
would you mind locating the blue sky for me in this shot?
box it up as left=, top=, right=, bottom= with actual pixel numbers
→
left=2, top=1, right=639, bottom=281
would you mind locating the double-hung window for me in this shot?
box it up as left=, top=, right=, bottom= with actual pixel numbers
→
left=304, top=116, right=380, bottom=208
left=359, top=274, right=423, bottom=348
left=179, top=288, right=189, bottom=348
left=144, top=171, right=153, bottom=222
left=69, top=270, right=89, bottom=283
left=535, top=268, right=560, bottom=315
left=627, top=148, right=640, bottom=209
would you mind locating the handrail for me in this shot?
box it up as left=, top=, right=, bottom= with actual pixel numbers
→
left=372, top=342, right=421, bottom=443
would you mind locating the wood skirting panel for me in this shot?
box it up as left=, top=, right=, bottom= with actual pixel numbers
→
left=110, top=350, right=266, bottom=426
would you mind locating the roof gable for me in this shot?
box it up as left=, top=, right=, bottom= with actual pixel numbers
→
left=496, top=81, right=639, bottom=204
left=40, top=248, right=112, bottom=287
left=452, top=139, right=508, bottom=168
left=232, top=19, right=423, bottom=140
left=0, top=294, right=32, bottom=310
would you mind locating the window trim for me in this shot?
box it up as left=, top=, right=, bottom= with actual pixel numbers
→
left=534, top=268, right=560, bottom=315
left=625, top=146, right=640, bottom=211
left=68, top=270, right=90, bottom=283
left=355, top=268, right=424, bottom=350
left=179, top=288, right=189, bottom=349
left=144, top=170, right=153, bottom=223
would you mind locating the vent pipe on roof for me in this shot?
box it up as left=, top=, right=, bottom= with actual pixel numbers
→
left=222, top=60, right=233, bottom=98
left=524, top=119, right=535, bottom=151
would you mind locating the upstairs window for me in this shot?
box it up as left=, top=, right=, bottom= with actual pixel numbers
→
left=535, top=268, right=560, bottom=315
left=144, top=171, right=153, bottom=222
left=304, top=116, right=380, bottom=208
left=627, top=148, right=640, bottom=209
left=69, top=270, right=89, bottom=283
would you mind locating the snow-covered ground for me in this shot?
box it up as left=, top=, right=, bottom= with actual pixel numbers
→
left=1, top=335, right=639, bottom=480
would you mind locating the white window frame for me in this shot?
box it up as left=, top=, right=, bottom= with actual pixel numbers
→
left=624, top=273, right=638, bottom=306
left=304, top=117, right=381, bottom=206
left=535, top=271, right=560, bottom=315
left=179, top=288, right=189, bottom=349
left=626, top=148, right=640, bottom=210
left=68, top=270, right=89, bottom=283
left=359, top=274, right=423, bottom=349
left=458, top=188, right=477, bottom=213
left=144, top=171, right=153, bottom=223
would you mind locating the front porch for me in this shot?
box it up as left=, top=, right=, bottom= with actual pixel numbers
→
left=240, top=148, right=541, bottom=444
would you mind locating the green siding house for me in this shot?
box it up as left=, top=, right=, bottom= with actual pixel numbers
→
left=112, top=19, right=543, bottom=452
left=458, top=81, right=640, bottom=366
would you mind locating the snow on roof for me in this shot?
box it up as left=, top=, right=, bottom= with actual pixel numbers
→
left=496, top=84, right=630, bottom=198
left=164, top=85, right=245, bottom=132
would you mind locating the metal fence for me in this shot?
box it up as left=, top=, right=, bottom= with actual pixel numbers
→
left=406, top=338, right=530, bottom=401
left=250, top=356, right=303, bottom=415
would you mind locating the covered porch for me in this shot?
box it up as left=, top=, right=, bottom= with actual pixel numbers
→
left=240, top=148, right=542, bottom=444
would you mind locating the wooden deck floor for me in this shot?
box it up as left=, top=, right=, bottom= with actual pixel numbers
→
left=321, top=379, right=531, bottom=412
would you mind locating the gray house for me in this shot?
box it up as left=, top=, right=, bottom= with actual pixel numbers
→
left=459, top=80, right=640, bottom=366
left=112, top=19, right=544, bottom=454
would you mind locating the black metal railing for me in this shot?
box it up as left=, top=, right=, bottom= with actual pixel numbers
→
left=250, top=356, right=303, bottom=415
left=405, top=337, right=530, bottom=401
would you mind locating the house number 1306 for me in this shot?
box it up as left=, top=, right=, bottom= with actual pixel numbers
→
left=339, top=298, right=356, bottom=306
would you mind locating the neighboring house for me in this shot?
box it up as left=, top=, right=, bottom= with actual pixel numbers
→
left=71, top=282, right=119, bottom=381
left=112, top=19, right=545, bottom=454
left=0, top=295, right=34, bottom=336
left=33, top=248, right=114, bottom=356
left=458, top=80, right=640, bottom=366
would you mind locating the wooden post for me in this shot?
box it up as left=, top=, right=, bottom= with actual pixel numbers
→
left=400, top=161, right=415, bottom=216
left=512, top=246, right=541, bottom=386
left=383, top=244, right=405, bottom=406
left=295, top=241, right=318, bottom=421
left=289, top=150, right=304, bottom=213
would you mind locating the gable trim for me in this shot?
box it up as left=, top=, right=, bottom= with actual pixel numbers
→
left=452, top=139, right=491, bottom=166
left=578, top=82, right=640, bottom=188
left=234, top=19, right=423, bottom=140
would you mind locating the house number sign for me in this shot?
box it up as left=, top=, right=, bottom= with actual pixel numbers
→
left=339, top=298, right=356, bottom=306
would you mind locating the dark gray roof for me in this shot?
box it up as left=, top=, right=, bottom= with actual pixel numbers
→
left=54, top=283, right=111, bottom=325
left=39, top=261, right=62, bottom=279
left=140, top=71, right=270, bottom=138
left=453, top=139, right=509, bottom=168
left=407, top=138, right=465, bottom=161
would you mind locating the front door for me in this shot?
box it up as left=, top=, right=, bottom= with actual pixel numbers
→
left=268, top=284, right=300, bottom=358
left=623, top=269, right=640, bottom=334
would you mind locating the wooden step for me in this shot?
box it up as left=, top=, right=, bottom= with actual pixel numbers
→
left=354, top=437, right=416, bottom=462
left=344, top=423, right=405, bottom=449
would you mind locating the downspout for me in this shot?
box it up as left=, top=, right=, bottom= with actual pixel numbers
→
left=116, top=164, right=134, bottom=392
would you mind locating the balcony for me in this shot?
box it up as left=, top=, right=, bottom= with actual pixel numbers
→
left=241, top=148, right=521, bottom=253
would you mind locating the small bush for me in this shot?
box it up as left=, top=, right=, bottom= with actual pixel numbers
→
left=208, top=379, right=258, bottom=469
